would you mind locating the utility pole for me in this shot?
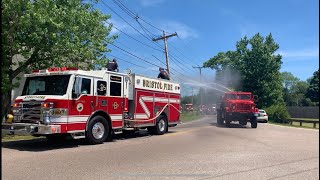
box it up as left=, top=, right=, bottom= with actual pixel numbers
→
left=191, top=88, right=194, bottom=105
left=193, top=66, right=204, bottom=106
left=153, top=31, right=177, bottom=75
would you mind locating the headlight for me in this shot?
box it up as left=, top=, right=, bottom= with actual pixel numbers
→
left=42, top=102, right=54, bottom=108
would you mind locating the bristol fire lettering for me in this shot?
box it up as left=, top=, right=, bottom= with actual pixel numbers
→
left=143, top=79, right=173, bottom=91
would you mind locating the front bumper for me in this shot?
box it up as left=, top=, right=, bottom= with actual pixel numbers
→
left=226, top=112, right=259, bottom=121
left=2, top=123, right=61, bottom=136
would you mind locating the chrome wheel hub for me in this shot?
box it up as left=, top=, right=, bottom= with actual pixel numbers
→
left=92, top=122, right=105, bottom=139
left=158, top=119, right=165, bottom=132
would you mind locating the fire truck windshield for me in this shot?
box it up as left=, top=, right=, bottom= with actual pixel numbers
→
left=239, top=94, right=251, bottom=100
left=227, top=94, right=251, bottom=100
left=22, top=75, right=71, bottom=96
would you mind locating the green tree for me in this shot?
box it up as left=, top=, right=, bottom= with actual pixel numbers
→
left=203, top=33, right=283, bottom=108
left=290, top=81, right=309, bottom=106
left=306, top=69, right=319, bottom=104
left=2, top=0, right=117, bottom=118
left=281, top=72, right=299, bottom=106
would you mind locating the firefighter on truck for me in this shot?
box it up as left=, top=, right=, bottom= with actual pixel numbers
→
left=2, top=67, right=181, bottom=144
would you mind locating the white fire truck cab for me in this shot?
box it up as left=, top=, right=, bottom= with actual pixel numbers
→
left=2, top=67, right=181, bottom=144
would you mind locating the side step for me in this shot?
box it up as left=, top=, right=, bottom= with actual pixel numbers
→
left=69, top=131, right=86, bottom=139
left=113, top=129, right=123, bottom=135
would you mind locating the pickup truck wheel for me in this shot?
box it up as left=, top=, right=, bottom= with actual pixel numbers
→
left=251, top=118, right=258, bottom=128
left=86, top=115, right=110, bottom=144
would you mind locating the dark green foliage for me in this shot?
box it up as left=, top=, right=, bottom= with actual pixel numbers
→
left=203, top=33, right=284, bottom=108
left=265, top=103, right=290, bottom=123
left=306, top=69, right=319, bottom=104
left=2, top=0, right=117, bottom=118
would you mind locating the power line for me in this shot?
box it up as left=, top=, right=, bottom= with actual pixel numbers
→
left=111, top=0, right=136, bottom=18
left=152, top=32, right=177, bottom=75
left=102, top=0, right=197, bottom=80
left=112, top=0, right=174, bottom=34
left=109, top=0, right=171, bottom=51
left=168, top=53, right=197, bottom=72
left=105, top=21, right=164, bottom=52
left=152, top=55, right=166, bottom=67
left=101, top=0, right=153, bottom=41
left=107, top=53, right=149, bottom=69
left=110, top=43, right=160, bottom=67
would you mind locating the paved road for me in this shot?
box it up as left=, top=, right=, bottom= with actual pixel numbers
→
left=2, top=116, right=319, bottom=180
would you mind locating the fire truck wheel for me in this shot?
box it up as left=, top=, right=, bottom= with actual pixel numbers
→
left=251, top=118, right=258, bottom=128
left=148, top=115, right=168, bottom=135
left=225, top=113, right=231, bottom=127
left=156, top=115, right=168, bottom=135
left=217, top=111, right=223, bottom=125
left=86, top=116, right=110, bottom=144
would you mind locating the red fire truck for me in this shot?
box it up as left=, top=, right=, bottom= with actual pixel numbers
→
left=217, top=92, right=259, bottom=128
left=2, top=67, right=181, bottom=144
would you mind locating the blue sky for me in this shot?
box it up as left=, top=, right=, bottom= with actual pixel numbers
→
left=95, top=0, right=319, bottom=94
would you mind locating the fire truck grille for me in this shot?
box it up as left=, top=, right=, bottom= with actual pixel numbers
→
left=237, top=104, right=251, bottom=111
left=20, top=103, right=42, bottom=123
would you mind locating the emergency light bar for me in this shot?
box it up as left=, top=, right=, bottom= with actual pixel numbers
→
left=32, top=67, right=78, bottom=73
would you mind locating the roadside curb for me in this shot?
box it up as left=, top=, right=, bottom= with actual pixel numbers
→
left=266, top=123, right=319, bottom=131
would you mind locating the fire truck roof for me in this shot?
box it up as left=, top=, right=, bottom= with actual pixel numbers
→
left=224, top=92, right=252, bottom=94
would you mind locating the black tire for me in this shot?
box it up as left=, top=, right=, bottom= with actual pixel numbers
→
left=239, top=119, right=247, bottom=126
left=148, top=115, right=168, bottom=135
left=251, top=117, right=258, bottom=128
left=86, top=115, right=110, bottom=144
left=217, top=111, right=223, bottom=125
left=225, top=113, right=231, bottom=127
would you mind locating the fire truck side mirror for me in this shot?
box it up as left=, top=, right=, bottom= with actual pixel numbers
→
left=74, top=76, right=82, bottom=96
left=253, top=95, right=258, bottom=102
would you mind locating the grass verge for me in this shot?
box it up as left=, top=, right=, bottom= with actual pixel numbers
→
left=180, top=111, right=204, bottom=123
left=268, top=121, right=319, bottom=129
left=290, top=118, right=319, bottom=121
left=1, top=134, right=42, bottom=142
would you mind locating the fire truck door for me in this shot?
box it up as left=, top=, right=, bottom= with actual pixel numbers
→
left=94, top=79, right=108, bottom=112
left=68, top=76, right=94, bottom=131
left=108, top=75, right=124, bottom=125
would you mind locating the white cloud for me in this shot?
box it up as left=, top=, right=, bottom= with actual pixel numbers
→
left=278, top=48, right=319, bottom=59
left=139, top=0, right=165, bottom=7
left=160, top=21, right=199, bottom=40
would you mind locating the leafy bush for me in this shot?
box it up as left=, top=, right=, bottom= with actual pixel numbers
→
left=265, top=103, right=290, bottom=123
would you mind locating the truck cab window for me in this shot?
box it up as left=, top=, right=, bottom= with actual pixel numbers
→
left=72, top=77, right=91, bottom=98
left=110, top=76, right=122, bottom=96
left=81, top=78, right=91, bottom=94
left=97, top=81, right=107, bottom=96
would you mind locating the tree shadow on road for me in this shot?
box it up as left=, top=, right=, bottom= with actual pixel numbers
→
left=210, top=122, right=251, bottom=129
left=1, top=130, right=178, bottom=152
